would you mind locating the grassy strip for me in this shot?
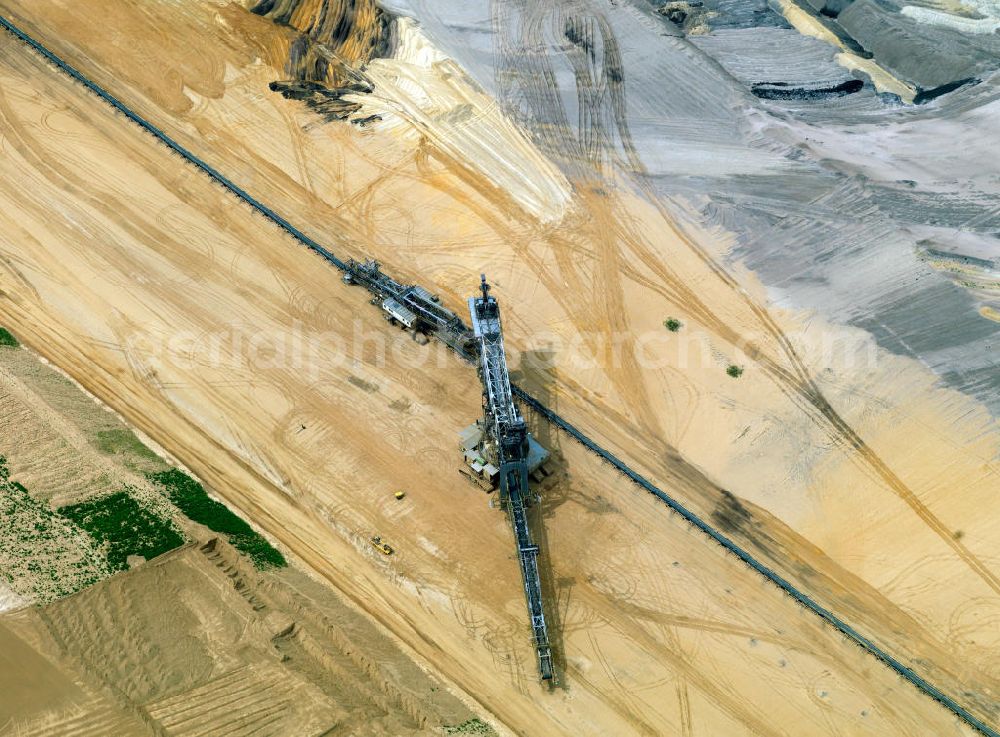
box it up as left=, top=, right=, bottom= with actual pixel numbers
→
left=96, top=427, right=166, bottom=469
left=146, top=469, right=286, bottom=570
left=0, top=327, right=19, bottom=347
left=60, top=490, right=183, bottom=571
left=444, top=719, right=496, bottom=736
left=95, top=428, right=161, bottom=463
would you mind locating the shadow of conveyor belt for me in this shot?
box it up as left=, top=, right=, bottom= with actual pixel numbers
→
left=0, top=11, right=997, bottom=736
left=514, top=357, right=570, bottom=686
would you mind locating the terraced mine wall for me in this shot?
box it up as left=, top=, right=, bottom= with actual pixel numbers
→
left=251, top=0, right=393, bottom=121
left=1, top=13, right=996, bottom=737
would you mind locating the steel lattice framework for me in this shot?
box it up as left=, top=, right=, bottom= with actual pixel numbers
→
left=469, top=276, right=554, bottom=681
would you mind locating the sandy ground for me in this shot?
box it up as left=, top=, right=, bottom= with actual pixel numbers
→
left=2, top=537, right=470, bottom=736
left=0, top=329, right=475, bottom=736
left=0, top=0, right=998, bottom=734
left=0, top=344, right=163, bottom=507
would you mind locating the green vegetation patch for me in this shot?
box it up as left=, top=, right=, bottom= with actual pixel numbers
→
left=444, top=718, right=496, bottom=736
left=60, top=491, right=184, bottom=572
left=0, top=456, right=109, bottom=602
left=726, top=364, right=744, bottom=378
left=663, top=317, right=682, bottom=332
left=95, top=428, right=161, bottom=464
left=146, top=469, right=286, bottom=570
left=0, top=327, right=19, bottom=347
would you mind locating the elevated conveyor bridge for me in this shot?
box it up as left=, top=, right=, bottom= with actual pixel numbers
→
left=469, top=276, right=554, bottom=681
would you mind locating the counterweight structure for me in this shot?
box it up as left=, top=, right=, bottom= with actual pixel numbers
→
left=469, top=275, right=554, bottom=681
left=342, top=258, right=475, bottom=357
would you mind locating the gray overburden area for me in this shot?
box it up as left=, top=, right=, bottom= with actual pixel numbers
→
left=385, top=0, right=1000, bottom=416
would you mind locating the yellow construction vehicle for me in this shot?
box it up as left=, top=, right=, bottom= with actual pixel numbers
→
left=394, top=490, right=406, bottom=500
left=370, top=535, right=394, bottom=555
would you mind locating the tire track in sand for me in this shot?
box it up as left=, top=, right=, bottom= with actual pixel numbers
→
left=490, top=0, right=1000, bottom=600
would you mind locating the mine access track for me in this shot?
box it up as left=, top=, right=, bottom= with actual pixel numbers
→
left=2, top=14, right=996, bottom=736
